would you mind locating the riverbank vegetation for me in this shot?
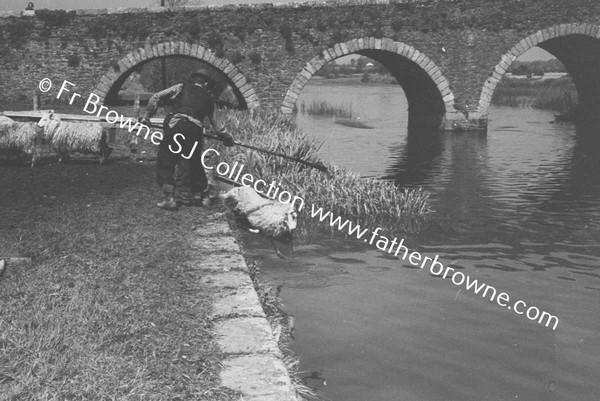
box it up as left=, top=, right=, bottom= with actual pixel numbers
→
left=298, top=100, right=355, bottom=118
left=506, top=58, right=567, bottom=77
left=216, top=109, right=431, bottom=233
left=491, top=76, right=577, bottom=115
left=311, top=56, right=577, bottom=116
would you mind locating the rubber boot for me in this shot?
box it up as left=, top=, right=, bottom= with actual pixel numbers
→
left=176, top=187, right=194, bottom=207
left=193, top=192, right=204, bottom=206
left=157, top=196, right=178, bottom=210
left=157, top=185, right=178, bottom=211
left=201, top=185, right=216, bottom=207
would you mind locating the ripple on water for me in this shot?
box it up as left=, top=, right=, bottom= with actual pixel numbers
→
left=248, top=98, right=600, bottom=400
left=283, top=275, right=332, bottom=289
left=365, top=265, right=391, bottom=272
left=327, top=256, right=365, bottom=264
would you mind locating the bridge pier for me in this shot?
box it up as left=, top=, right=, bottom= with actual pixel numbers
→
left=442, top=112, right=488, bottom=132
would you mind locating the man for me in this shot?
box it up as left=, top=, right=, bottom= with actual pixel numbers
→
left=141, top=67, right=234, bottom=210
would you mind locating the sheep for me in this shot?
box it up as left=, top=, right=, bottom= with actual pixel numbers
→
left=0, top=115, right=42, bottom=167
left=0, top=115, right=15, bottom=126
left=222, top=186, right=297, bottom=258
left=37, top=110, right=112, bottom=164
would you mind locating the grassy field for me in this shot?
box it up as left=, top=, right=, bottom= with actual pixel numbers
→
left=0, top=159, right=238, bottom=400
left=491, top=76, right=578, bottom=114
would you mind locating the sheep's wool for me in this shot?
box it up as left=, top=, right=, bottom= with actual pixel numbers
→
left=0, top=122, right=39, bottom=152
left=224, top=186, right=297, bottom=238
left=44, top=119, right=103, bottom=153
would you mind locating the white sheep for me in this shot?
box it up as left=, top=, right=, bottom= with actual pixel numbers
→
left=0, top=115, right=42, bottom=167
left=37, top=110, right=112, bottom=164
left=222, top=186, right=297, bottom=258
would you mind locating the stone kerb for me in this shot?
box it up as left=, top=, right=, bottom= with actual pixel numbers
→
left=281, top=37, right=456, bottom=119
left=94, top=41, right=260, bottom=109
left=190, top=220, right=299, bottom=401
left=475, top=22, right=600, bottom=118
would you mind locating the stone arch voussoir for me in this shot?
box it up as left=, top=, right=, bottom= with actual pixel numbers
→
left=281, top=37, right=455, bottom=117
left=476, top=23, right=600, bottom=117
left=95, top=41, right=259, bottom=109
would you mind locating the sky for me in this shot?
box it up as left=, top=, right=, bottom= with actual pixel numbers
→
left=0, top=0, right=555, bottom=61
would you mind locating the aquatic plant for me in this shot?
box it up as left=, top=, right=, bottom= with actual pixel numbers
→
left=214, top=109, right=431, bottom=234
left=299, top=100, right=355, bottom=119
left=492, top=76, right=578, bottom=114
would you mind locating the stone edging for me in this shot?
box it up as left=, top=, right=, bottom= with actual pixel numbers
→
left=190, top=219, right=298, bottom=401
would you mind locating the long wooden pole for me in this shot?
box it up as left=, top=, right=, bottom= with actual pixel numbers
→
left=207, top=133, right=330, bottom=173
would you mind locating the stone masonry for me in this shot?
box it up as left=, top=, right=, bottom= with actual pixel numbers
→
left=0, top=0, right=600, bottom=130
left=189, top=219, right=298, bottom=401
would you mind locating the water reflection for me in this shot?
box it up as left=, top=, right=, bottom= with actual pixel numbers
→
left=385, top=124, right=444, bottom=186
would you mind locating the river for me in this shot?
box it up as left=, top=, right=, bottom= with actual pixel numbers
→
left=241, top=79, right=600, bottom=401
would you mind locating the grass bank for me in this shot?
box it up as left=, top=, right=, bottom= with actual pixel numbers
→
left=492, top=76, right=578, bottom=114
left=0, top=161, right=238, bottom=400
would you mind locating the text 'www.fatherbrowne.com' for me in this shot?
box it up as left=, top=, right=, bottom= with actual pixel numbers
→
left=310, top=204, right=559, bottom=331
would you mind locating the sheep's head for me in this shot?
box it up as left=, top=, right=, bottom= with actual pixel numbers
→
left=37, top=110, right=56, bottom=128
left=219, top=187, right=241, bottom=208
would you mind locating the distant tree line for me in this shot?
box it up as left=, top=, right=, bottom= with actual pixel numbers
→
left=314, top=56, right=567, bottom=79
left=315, top=56, right=390, bottom=78
left=507, top=59, right=567, bottom=76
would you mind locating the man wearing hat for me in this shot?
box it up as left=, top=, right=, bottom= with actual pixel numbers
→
left=141, top=66, right=235, bottom=210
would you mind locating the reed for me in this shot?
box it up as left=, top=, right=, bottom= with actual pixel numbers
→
left=492, top=77, right=578, bottom=113
left=214, top=109, right=431, bottom=233
left=299, top=100, right=355, bottom=119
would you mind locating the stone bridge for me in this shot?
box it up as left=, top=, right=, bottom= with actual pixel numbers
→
left=1, top=0, right=599, bottom=131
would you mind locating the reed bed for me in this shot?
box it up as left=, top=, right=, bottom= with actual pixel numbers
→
left=298, top=100, right=355, bottom=119
left=214, top=109, right=431, bottom=233
left=492, top=77, right=578, bottom=114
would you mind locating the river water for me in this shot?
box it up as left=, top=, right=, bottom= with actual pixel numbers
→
left=241, top=79, right=600, bottom=401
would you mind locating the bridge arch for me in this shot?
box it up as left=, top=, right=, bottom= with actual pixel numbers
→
left=282, top=37, right=457, bottom=130
left=94, top=41, right=260, bottom=109
left=476, top=23, right=600, bottom=121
